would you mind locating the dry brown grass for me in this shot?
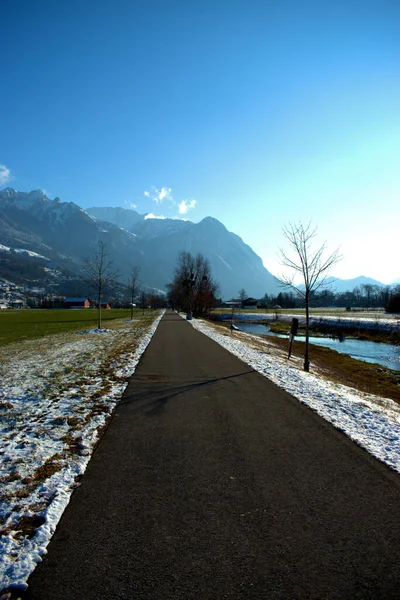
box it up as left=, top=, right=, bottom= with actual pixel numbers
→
left=61, top=434, right=84, bottom=455
left=13, top=514, right=46, bottom=539
left=32, top=454, right=64, bottom=482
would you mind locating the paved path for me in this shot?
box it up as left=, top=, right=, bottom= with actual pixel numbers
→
left=26, top=311, right=400, bottom=599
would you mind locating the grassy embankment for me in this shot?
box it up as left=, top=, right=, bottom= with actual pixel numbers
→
left=210, top=319, right=400, bottom=404
left=267, top=320, right=400, bottom=345
left=0, top=308, right=145, bottom=346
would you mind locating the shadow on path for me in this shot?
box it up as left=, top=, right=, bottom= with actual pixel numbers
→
left=121, top=369, right=255, bottom=415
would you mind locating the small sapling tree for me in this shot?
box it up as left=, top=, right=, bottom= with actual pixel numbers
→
left=83, top=241, right=120, bottom=329
left=129, top=265, right=141, bottom=320
left=239, top=288, right=247, bottom=307
left=277, top=222, right=342, bottom=372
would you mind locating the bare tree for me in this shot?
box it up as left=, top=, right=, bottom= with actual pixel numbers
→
left=83, top=241, right=120, bottom=329
left=167, top=251, right=219, bottom=318
left=238, top=288, right=247, bottom=306
left=277, top=222, right=342, bottom=372
left=129, top=265, right=141, bottom=320
left=140, top=290, right=148, bottom=315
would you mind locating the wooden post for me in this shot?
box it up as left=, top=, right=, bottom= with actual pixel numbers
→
left=288, top=318, right=299, bottom=359
left=287, top=333, right=294, bottom=358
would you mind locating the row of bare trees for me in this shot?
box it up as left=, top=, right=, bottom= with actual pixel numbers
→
left=83, top=241, right=154, bottom=328
left=82, top=243, right=220, bottom=328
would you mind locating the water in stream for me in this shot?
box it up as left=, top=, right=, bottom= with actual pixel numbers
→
left=236, top=322, right=400, bottom=372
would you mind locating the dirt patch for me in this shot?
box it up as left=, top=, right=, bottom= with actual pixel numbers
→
left=32, top=454, right=64, bottom=482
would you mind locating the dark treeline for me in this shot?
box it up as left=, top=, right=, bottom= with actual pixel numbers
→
left=259, top=284, right=400, bottom=312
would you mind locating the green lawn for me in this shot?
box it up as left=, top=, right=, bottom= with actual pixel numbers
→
left=0, top=308, right=145, bottom=346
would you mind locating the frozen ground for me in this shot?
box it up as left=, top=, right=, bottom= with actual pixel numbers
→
left=188, top=317, right=400, bottom=473
left=0, top=311, right=164, bottom=594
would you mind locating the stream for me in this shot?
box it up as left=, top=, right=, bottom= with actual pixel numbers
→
left=236, top=322, right=400, bottom=371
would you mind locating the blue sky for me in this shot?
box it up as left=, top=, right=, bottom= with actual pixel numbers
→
left=1, top=0, right=399, bottom=283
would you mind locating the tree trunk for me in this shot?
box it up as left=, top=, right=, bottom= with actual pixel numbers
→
left=98, top=286, right=102, bottom=329
left=304, top=291, right=310, bottom=372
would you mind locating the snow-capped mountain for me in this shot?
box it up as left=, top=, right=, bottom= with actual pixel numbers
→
left=327, top=276, right=386, bottom=293
left=0, top=188, right=279, bottom=298
left=87, top=206, right=143, bottom=230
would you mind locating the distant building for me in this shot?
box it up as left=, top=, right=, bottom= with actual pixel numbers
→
left=65, top=297, right=90, bottom=309
left=10, top=299, right=25, bottom=308
left=218, top=300, right=242, bottom=308
left=98, top=302, right=111, bottom=310
left=243, top=298, right=259, bottom=309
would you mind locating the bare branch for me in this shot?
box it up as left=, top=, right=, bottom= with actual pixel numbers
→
left=275, top=273, right=306, bottom=299
left=278, top=222, right=342, bottom=372
left=83, top=241, right=120, bottom=328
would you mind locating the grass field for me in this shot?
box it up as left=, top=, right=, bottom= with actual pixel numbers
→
left=0, top=308, right=146, bottom=346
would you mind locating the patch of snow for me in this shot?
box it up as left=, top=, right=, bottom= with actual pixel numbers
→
left=215, top=254, right=232, bottom=271
left=188, top=317, right=400, bottom=473
left=14, top=249, right=49, bottom=260
left=0, top=311, right=164, bottom=593
left=79, top=208, right=96, bottom=222
left=76, top=328, right=112, bottom=335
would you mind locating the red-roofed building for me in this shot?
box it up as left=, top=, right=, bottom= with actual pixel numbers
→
left=65, top=297, right=90, bottom=309
left=98, top=302, right=111, bottom=310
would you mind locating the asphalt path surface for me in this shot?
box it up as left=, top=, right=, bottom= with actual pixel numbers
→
left=25, top=310, right=400, bottom=599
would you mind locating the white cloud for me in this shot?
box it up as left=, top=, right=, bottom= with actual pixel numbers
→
left=158, top=187, right=171, bottom=202
left=178, top=199, right=197, bottom=215
left=144, top=213, right=167, bottom=220
left=144, top=186, right=173, bottom=204
left=144, top=187, right=198, bottom=218
left=0, top=164, right=12, bottom=186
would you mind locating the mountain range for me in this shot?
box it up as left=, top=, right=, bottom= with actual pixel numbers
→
left=326, top=276, right=389, bottom=294
left=0, top=188, right=397, bottom=299
left=0, top=189, right=279, bottom=298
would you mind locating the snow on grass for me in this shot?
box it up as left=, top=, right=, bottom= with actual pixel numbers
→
left=0, top=311, right=164, bottom=593
left=189, top=317, right=400, bottom=473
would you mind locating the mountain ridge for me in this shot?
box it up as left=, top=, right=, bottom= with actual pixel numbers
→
left=0, top=188, right=279, bottom=298
left=0, top=188, right=397, bottom=297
